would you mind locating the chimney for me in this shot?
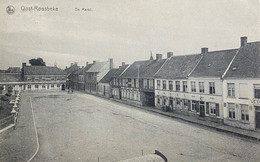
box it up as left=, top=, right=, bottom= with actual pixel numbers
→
left=201, top=47, right=208, bottom=54
left=75, top=62, right=78, bottom=66
left=122, top=62, right=125, bottom=66
left=71, top=63, right=73, bottom=66
left=86, top=62, right=88, bottom=66
left=241, top=36, right=247, bottom=47
left=22, top=63, right=26, bottom=81
left=156, top=54, right=162, bottom=61
left=93, top=60, right=96, bottom=64
left=167, top=52, right=173, bottom=58
left=109, top=58, right=113, bottom=70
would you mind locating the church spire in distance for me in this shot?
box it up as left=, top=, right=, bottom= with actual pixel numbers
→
left=149, top=51, right=153, bottom=60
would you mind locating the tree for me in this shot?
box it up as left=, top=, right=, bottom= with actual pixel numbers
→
left=29, top=57, right=46, bottom=66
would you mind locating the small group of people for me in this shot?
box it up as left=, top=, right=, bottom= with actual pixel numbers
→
left=68, top=87, right=74, bottom=94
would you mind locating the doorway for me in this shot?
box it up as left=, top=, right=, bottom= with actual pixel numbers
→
left=199, top=101, right=205, bottom=117
left=255, top=106, right=260, bottom=129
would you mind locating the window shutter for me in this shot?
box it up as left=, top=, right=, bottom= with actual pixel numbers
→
left=216, top=103, right=219, bottom=116
left=188, top=100, right=191, bottom=111
left=206, top=102, right=209, bottom=114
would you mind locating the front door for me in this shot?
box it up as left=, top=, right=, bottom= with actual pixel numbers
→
left=119, top=89, right=122, bottom=99
left=255, top=106, right=260, bottom=129
left=199, top=101, right=205, bottom=117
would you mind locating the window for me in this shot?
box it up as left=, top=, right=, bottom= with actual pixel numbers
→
left=183, top=81, right=187, bottom=92
left=227, top=83, right=235, bottom=97
left=191, top=81, right=196, bottom=92
left=127, top=78, right=131, bottom=87
left=42, top=85, right=46, bottom=89
left=27, top=78, right=32, bottom=82
left=241, top=105, right=249, bottom=121
left=176, top=98, right=181, bottom=105
left=199, top=82, right=204, bottom=93
left=191, top=100, right=198, bottom=112
left=209, top=103, right=216, bottom=115
left=35, top=85, right=38, bottom=89
left=19, top=85, right=22, bottom=87
left=169, top=81, right=173, bottom=90
left=163, top=80, right=166, bottom=90
left=57, top=84, right=60, bottom=88
left=228, top=103, right=236, bottom=119
left=28, top=85, right=31, bottom=89
left=149, top=79, right=154, bottom=89
left=176, top=81, right=180, bottom=91
left=51, top=84, right=54, bottom=88
left=134, top=79, right=136, bottom=88
left=157, top=80, right=161, bottom=89
left=209, top=82, right=215, bottom=94
left=254, top=84, right=260, bottom=99
left=157, top=97, right=160, bottom=104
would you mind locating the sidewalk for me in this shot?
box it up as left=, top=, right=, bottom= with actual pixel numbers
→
left=110, top=98, right=260, bottom=141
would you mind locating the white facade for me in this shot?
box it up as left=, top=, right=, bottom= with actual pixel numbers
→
left=223, top=78, right=260, bottom=130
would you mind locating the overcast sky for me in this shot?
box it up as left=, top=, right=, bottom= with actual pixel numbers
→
left=0, top=0, right=260, bottom=69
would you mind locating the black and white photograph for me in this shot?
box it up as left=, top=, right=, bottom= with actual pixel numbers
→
left=0, top=0, right=260, bottom=161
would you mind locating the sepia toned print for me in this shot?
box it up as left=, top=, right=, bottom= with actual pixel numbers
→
left=0, top=0, right=260, bottom=161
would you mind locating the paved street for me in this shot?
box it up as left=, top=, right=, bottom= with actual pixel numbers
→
left=1, top=91, right=260, bottom=162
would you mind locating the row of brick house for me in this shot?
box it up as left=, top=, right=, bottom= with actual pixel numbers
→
left=102, top=37, right=259, bottom=131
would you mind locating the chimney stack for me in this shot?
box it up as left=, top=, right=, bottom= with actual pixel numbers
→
left=86, top=62, right=88, bottom=66
left=93, top=60, right=96, bottom=64
left=156, top=54, right=162, bottom=61
left=109, top=58, right=113, bottom=70
left=71, top=63, right=73, bottom=66
left=201, top=47, right=208, bottom=54
left=122, top=62, right=125, bottom=66
left=241, top=36, right=247, bottom=47
left=167, top=52, right=173, bottom=58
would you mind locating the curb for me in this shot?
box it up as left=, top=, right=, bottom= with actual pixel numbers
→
left=0, top=124, right=15, bottom=134
left=110, top=97, right=260, bottom=142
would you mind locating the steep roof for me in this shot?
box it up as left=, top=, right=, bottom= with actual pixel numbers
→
left=154, top=54, right=201, bottom=79
left=99, top=69, right=119, bottom=83
left=64, top=63, right=80, bottom=75
left=0, top=73, right=22, bottom=82
left=113, top=64, right=129, bottom=77
left=24, top=66, right=66, bottom=75
left=190, top=49, right=238, bottom=78
left=6, top=67, right=21, bottom=73
left=224, top=42, right=260, bottom=78
left=87, top=61, right=108, bottom=73
left=120, top=59, right=166, bottom=78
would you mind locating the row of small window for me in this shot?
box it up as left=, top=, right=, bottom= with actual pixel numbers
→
left=157, top=80, right=216, bottom=94
left=122, top=90, right=140, bottom=101
left=27, top=84, right=60, bottom=89
left=27, top=77, right=65, bottom=82
left=157, top=97, right=219, bottom=116
left=227, top=103, right=249, bottom=121
left=228, top=83, right=260, bottom=99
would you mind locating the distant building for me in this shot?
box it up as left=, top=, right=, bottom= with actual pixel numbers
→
left=116, top=54, right=167, bottom=106
left=85, top=59, right=114, bottom=94
left=64, top=62, right=80, bottom=77
left=0, top=67, right=22, bottom=93
left=223, top=37, right=260, bottom=130
left=68, top=62, right=93, bottom=90
left=21, top=63, right=67, bottom=90
left=98, top=68, right=119, bottom=98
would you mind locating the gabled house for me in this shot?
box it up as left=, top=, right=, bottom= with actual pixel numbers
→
left=85, top=59, right=114, bottom=94
left=111, top=63, right=129, bottom=99
left=21, top=63, right=67, bottom=90
left=223, top=37, right=260, bottom=130
left=154, top=53, right=202, bottom=113
left=64, top=62, right=80, bottom=77
left=98, top=68, right=119, bottom=98
left=188, top=48, right=238, bottom=123
left=69, top=62, right=93, bottom=90
left=117, top=54, right=167, bottom=106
